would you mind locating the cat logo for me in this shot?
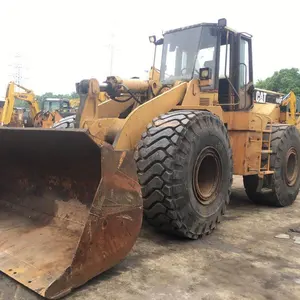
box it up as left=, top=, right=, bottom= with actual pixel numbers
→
left=255, top=90, right=267, bottom=103
left=275, top=97, right=283, bottom=104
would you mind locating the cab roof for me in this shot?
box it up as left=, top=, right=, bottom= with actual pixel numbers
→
left=163, top=22, right=217, bottom=35
left=163, top=22, right=238, bottom=35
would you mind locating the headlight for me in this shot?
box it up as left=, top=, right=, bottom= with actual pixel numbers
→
left=199, top=67, right=212, bottom=80
left=201, top=69, right=209, bottom=78
left=149, top=35, right=156, bottom=44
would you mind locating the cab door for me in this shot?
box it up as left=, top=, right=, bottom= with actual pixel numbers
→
left=236, top=33, right=253, bottom=110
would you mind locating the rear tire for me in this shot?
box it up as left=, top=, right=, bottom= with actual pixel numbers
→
left=135, top=110, right=233, bottom=239
left=52, top=115, right=76, bottom=128
left=243, top=124, right=300, bottom=207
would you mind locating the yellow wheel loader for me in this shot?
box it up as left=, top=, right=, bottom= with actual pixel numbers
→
left=1, top=18, right=300, bottom=299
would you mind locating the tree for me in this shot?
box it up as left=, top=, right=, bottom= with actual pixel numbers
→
left=14, top=99, right=30, bottom=108
left=13, top=91, right=79, bottom=109
left=256, top=68, right=300, bottom=95
left=70, top=92, right=79, bottom=99
left=36, top=92, right=79, bottom=106
left=36, top=92, right=78, bottom=100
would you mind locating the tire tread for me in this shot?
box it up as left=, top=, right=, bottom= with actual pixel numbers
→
left=135, top=110, right=233, bottom=239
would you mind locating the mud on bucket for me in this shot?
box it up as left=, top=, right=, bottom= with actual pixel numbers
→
left=0, top=127, right=142, bottom=299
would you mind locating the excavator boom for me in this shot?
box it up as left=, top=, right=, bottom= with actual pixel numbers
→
left=0, top=81, right=40, bottom=126
left=1, top=82, right=17, bottom=126
left=0, top=82, right=74, bottom=128
left=281, top=91, right=297, bottom=124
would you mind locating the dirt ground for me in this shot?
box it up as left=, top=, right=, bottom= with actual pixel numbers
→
left=1, top=175, right=300, bottom=300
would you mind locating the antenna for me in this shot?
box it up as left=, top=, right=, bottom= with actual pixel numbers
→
left=8, top=53, right=29, bottom=92
left=109, top=33, right=115, bottom=76
left=12, top=53, right=22, bottom=91
left=103, top=32, right=120, bottom=76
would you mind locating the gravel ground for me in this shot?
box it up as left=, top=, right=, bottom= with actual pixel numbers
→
left=1, top=175, right=300, bottom=300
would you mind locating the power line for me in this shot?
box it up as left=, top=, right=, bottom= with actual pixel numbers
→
left=103, top=32, right=121, bottom=76
left=109, top=33, right=114, bottom=76
left=8, top=53, right=29, bottom=91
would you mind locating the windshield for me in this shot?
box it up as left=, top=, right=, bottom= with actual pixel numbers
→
left=51, top=101, right=60, bottom=111
left=43, top=100, right=60, bottom=112
left=43, top=101, right=50, bottom=111
left=160, top=25, right=218, bottom=88
left=61, top=101, right=70, bottom=111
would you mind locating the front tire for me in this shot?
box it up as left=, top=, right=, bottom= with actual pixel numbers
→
left=135, top=110, right=233, bottom=239
left=244, top=124, right=300, bottom=207
left=51, top=115, right=76, bottom=128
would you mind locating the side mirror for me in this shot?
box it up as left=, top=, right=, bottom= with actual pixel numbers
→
left=218, top=18, right=227, bottom=27
left=149, top=35, right=156, bottom=44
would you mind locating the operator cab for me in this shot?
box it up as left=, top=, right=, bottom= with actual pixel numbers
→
left=157, top=18, right=253, bottom=111
left=41, top=98, right=74, bottom=117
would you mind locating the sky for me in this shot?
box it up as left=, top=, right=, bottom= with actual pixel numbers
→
left=0, top=0, right=299, bottom=97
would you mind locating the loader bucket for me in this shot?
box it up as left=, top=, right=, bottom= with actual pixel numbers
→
left=0, top=127, right=142, bottom=299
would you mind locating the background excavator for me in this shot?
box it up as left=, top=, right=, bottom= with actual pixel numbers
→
left=253, top=87, right=300, bottom=126
left=280, top=90, right=299, bottom=125
left=1, top=19, right=300, bottom=299
left=0, top=82, right=75, bottom=128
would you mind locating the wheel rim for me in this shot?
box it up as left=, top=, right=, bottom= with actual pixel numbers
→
left=285, top=147, right=299, bottom=186
left=193, top=147, right=222, bottom=205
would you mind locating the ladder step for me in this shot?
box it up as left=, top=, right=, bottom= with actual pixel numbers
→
left=248, top=169, right=274, bottom=175
left=260, top=170, right=274, bottom=175
left=250, top=139, right=271, bottom=143
left=250, top=139, right=261, bottom=143
left=253, top=129, right=272, bottom=133
left=261, top=150, right=272, bottom=154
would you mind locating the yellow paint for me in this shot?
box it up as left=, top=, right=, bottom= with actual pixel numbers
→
left=281, top=91, right=297, bottom=125
left=96, top=98, right=135, bottom=118
left=113, top=82, right=187, bottom=150
left=1, top=82, right=40, bottom=126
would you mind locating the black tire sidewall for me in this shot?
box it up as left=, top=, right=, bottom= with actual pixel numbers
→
left=52, top=116, right=75, bottom=128
left=183, top=122, right=231, bottom=223
left=274, top=127, right=300, bottom=205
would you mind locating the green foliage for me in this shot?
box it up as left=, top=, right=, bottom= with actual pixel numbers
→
left=36, top=92, right=79, bottom=101
left=256, top=68, right=300, bottom=95
left=14, top=91, right=79, bottom=109
left=70, top=92, right=79, bottom=98
left=35, top=92, right=79, bottom=106
left=14, top=99, right=30, bottom=108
